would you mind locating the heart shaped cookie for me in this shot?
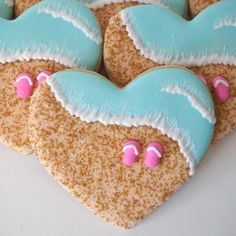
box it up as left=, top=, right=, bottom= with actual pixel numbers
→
left=104, top=0, right=236, bottom=142
left=189, top=0, right=218, bottom=17
left=14, top=0, right=187, bottom=31
left=29, top=67, right=215, bottom=228
left=0, top=0, right=102, bottom=154
left=0, top=0, right=14, bottom=19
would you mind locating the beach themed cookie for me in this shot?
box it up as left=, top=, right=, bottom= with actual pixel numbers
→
left=189, top=0, right=218, bottom=17
left=0, top=0, right=14, bottom=19
left=15, top=0, right=187, bottom=31
left=104, top=0, right=236, bottom=142
left=0, top=0, right=102, bottom=154
left=28, top=67, right=215, bottom=228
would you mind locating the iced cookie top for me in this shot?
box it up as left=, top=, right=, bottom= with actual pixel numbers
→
left=81, top=0, right=187, bottom=16
left=0, top=0, right=14, bottom=19
left=48, top=67, right=215, bottom=175
left=121, top=0, right=236, bottom=66
left=0, top=0, right=102, bottom=70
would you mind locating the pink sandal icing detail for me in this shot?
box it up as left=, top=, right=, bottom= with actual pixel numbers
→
left=122, top=140, right=141, bottom=166
left=144, top=142, right=164, bottom=169
left=199, top=76, right=208, bottom=85
left=16, top=72, right=35, bottom=99
left=211, top=76, right=230, bottom=103
left=36, top=70, right=52, bottom=85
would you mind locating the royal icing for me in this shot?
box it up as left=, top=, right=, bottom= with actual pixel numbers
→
left=37, top=70, right=52, bottom=85
left=16, top=73, right=35, bottom=99
left=0, top=0, right=13, bottom=19
left=144, top=142, right=164, bottom=168
left=47, top=67, right=215, bottom=175
left=81, top=0, right=187, bottom=16
left=121, top=1, right=236, bottom=67
left=212, top=76, right=230, bottom=102
left=0, top=0, right=102, bottom=70
left=122, top=140, right=141, bottom=166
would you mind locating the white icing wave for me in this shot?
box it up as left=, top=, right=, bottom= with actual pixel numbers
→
left=85, top=0, right=169, bottom=10
left=162, top=85, right=216, bottom=124
left=48, top=79, right=199, bottom=175
left=214, top=15, right=236, bottom=29
left=38, top=6, right=102, bottom=44
left=121, top=10, right=236, bottom=66
left=0, top=47, right=85, bottom=68
left=4, top=0, right=14, bottom=7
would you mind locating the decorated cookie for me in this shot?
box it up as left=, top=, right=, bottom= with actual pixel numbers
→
left=104, top=0, right=236, bottom=142
left=0, top=0, right=14, bottom=19
left=0, top=0, right=102, bottom=154
left=14, top=0, right=187, bottom=31
left=189, top=0, right=218, bottom=17
left=28, top=67, right=215, bottom=228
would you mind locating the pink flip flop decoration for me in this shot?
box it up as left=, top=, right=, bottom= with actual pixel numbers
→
left=16, top=72, right=35, bottom=99
left=36, top=70, right=52, bottom=85
left=211, top=76, right=230, bottom=103
left=122, top=140, right=141, bottom=166
left=199, top=76, right=208, bottom=85
left=144, top=142, right=164, bottom=169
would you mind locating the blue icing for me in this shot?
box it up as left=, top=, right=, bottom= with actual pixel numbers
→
left=121, top=0, right=236, bottom=66
left=156, top=0, right=186, bottom=15
left=48, top=67, right=215, bottom=173
left=0, top=0, right=13, bottom=19
left=80, top=0, right=187, bottom=16
left=0, top=0, right=102, bottom=70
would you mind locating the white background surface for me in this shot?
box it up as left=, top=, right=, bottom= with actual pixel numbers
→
left=0, top=132, right=235, bottom=236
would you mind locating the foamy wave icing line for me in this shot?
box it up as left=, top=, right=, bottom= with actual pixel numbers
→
left=121, top=0, right=236, bottom=67
left=0, top=0, right=102, bottom=70
left=47, top=67, right=215, bottom=175
left=0, top=0, right=14, bottom=19
left=80, top=0, right=187, bottom=16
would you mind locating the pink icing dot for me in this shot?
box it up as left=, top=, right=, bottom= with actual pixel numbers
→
left=211, top=76, right=230, bottom=103
left=37, top=70, right=52, bottom=85
left=16, top=72, right=35, bottom=99
left=144, top=142, right=164, bottom=169
left=122, top=140, right=141, bottom=166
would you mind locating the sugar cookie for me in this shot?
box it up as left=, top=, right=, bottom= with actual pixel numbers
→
left=0, top=0, right=102, bottom=154
left=29, top=67, right=214, bottom=228
left=104, top=1, right=236, bottom=142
